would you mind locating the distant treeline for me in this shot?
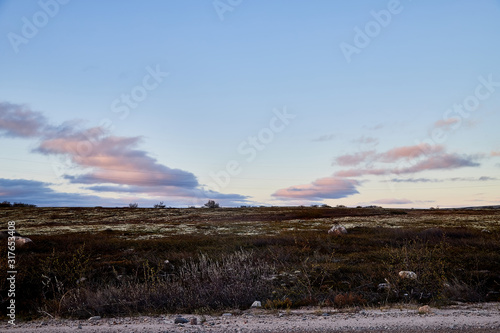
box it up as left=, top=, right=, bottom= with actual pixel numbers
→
left=0, top=201, right=37, bottom=208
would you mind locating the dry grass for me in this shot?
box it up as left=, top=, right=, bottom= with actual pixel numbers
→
left=0, top=206, right=499, bottom=319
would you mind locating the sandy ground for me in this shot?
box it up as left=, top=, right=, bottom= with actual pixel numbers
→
left=2, top=303, right=499, bottom=333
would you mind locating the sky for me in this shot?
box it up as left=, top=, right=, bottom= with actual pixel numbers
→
left=0, top=0, right=499, bottom=208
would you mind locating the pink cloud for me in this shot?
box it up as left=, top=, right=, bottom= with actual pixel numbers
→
left=334, top=150, right=376, bottom=166
left=333, top=144, right=444, bottom=167
left=273, top=177, right=359, bottom=200
left=433, top=117, right=461, bottom=129
left=397, top=154, right=479, bottom=174
left=333, top=142, right=480, bottom=178
left=379, top=144, right=444, bottom=162
left=36, top=126, right=199, bottom=188
left=334, top=153, right=479, bottom=177
left=335, top=168, right=388, bottom=177
left=372, top=198, right=413, bottom=205
left=491, top=151, right=500, bottom=157
left=1, top=102, right=249, bottom=204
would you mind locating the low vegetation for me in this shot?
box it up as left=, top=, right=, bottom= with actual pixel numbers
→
left=0, top=206, right=499, bottom=320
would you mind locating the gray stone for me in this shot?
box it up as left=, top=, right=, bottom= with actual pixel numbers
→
left=174, top=316, right=189, bottom=324
left=328, top=224, right=347, bottom=236
left=251, top=301, right=262, bottom=308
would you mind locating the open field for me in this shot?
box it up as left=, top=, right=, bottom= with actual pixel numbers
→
left=1, top=206, right=500, bottom=324
left=3, top=206, right=500, bottom=237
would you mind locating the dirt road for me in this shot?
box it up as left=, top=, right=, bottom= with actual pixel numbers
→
left=2, top=303, right=499, bottom=332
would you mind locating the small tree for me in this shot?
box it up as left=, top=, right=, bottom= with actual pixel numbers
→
left=154, top=201, right=166, bottom=209
left=204, top=200, right=219, bottom=209
left=129, top=203, right=139, bottom=208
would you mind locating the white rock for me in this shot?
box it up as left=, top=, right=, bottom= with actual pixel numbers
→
left=251, top=301, right=262, bottom=308
left=399, top=271, right=417, bottom=280
left=328, top=224, right=347, bottom=236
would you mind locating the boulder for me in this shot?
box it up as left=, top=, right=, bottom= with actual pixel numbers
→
left=399, top=271, right=417, bottom=280
left=251, top=301, right=262, bottom=308
left=174, top=316, right=189, bottom=324
left=328, top=224, right=347, bottom=236
left=418, top=305, right=432, bottom=314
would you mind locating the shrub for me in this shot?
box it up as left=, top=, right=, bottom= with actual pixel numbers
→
left=56, top=249, right=275, bottom=316
left=264, top=297, right=292, bottom=309
left=128, top=203, right=139, bottom=208
left=153, top=202, right=166, bottom=209
left=204, top=200, right=219, bottom=209
left=333, top=292, right=367, bottom=308
left=0, top=201, right=36, bottom=207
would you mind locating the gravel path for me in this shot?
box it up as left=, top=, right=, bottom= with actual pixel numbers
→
left=2, top=303, right=499, bottom=333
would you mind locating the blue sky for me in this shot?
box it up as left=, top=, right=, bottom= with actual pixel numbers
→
left=1, top=0, right=499, bottom=207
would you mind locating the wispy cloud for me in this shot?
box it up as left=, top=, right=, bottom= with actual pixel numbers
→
left=333, top=143, right=480, bottom=177
left=0, top=178, right=109, bottom=206
left=335, top=150, right=376, bottom=167
left=334, top=144, right=445, bottom=167
left=277, top=142, right=482, bottom=203
left=0, top=102, right=49, bottom=137
left=335, top=154, right=479, bottom=177
left=351, top=136, right=379, bottom=145
left=87, top=184, right=248, bottom=201
left=433, top=117, right=461, bottom=130
left=272, top=176, right=359, bottom=200
left=372, top=198, right=413, bottom=205
left=386, top=176, right=497, bottom=183
left=379, top=144, right=445, bottom=163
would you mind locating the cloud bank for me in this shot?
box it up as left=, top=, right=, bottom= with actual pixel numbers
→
left=274, top=143, right=483, bottom=202
left=372, top=198, right=413, bottom=205
left=333, top=144, right=480, bottom=177
left=0, top=102, right=247, bottom=205
left=0, top=178, right=110, bottom=207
